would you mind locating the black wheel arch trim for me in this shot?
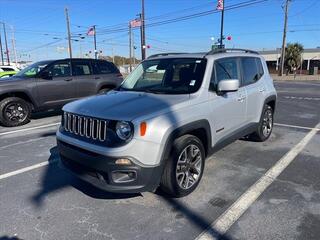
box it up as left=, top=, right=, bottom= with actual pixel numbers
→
left=0, top=91, right=36, bottom=109
left=264, top=94, right=277, bottom=110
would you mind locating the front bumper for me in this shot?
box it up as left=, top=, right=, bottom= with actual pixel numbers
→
left=57, top=140, right=163, bottom=193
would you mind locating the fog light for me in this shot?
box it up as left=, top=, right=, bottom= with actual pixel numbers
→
left=112, top=171, right=136, bottom=183
left=115, top=158, right=132, bottom=165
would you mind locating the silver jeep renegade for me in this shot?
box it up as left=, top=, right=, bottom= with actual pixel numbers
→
left=57, top=49, right=277, bottom=197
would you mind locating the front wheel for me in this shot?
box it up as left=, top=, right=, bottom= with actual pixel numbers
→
left=98, top=88, right=110, bottom=95
left=160, top=135, right=205, bottom=197
left=0, top=97, right=31, bottom=127
left=250, top=105, right=274, bottom=142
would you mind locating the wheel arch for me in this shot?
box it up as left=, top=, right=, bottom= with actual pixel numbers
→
left=264, top=95, right=277, bottom=111
left=0, top=91, right=35, bottom=110
left=161, top=120, right=212, bottom=163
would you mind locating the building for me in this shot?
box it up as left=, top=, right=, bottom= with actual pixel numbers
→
left=259, top=48, right=320, bottom=74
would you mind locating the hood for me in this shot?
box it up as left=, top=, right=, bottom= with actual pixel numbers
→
left=63, top=91, right=190, bottom=121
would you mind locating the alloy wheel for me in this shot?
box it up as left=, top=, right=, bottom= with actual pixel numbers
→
left=176, top=144, right=202, bottom=190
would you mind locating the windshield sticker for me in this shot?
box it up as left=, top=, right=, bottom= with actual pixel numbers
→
left=190, top=80, right=196, bottom=86
left=196, top=60, right=201, bottom=63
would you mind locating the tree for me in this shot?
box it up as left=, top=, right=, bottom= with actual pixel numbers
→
left=99, top=55, right=140, bottom=67
left=285, top=42, right=304, bottom=74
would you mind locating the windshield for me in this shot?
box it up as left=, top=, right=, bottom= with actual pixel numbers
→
left=15, top=60, right=52, bottom=77
left=121, top=58, right=207, bottom=94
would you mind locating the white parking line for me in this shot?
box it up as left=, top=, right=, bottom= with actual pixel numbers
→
left=274, top=123, right=320, bottom=131
left=0, top=159, right=58, bottom=181
left=195, top=122, right=320, bottom=240
left=0, top=122, right=60, bottom=137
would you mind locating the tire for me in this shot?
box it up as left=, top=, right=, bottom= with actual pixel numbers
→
left=249, top=104, right=274, bottom=142
left=0, top=97, right=31, bottom=127
left=98, top=88, right=111, bottom=95
left=160, top=135, right=205, bottom=197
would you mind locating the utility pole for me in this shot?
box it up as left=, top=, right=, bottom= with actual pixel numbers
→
left=279, top=0, right=290, bottom=76
left=65, top=7, right=73, bottom=74
left=93, top=25, right=97, bottom=59
left=129, top=23, right=132, bottom=72
left=10, top=25, right=18, bottom=65
left=132, top=31, right=136, bottom=65
left=3, top=23, right=10, bottom=65
left=219, top=2, right=225, bottom=48
left=140, top=0, right=146, bottom=60
left=0, top=25, right=4, bottom=65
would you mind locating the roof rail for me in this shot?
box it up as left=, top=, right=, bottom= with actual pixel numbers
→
left=205, top=48, right=259, bottom=56
left=147, top=52, right=186, bottom=59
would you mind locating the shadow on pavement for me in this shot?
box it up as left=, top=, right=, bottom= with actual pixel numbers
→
left=31, top=147, right=139, bottom=207
left=31, top=109, right=62, bottom=120
left=157, top=190, right=232, bottom=240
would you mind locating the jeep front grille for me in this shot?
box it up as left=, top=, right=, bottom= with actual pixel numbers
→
left=63, top=112, right=108, bottom=142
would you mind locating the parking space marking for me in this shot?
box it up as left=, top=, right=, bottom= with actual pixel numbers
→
left=283, top=96, right=320, bottom=101
left=0, top=159, right=58, bottom=181
left=196, top=122, right=320, bottom=240
left=274, top=123, right=320, bottom=131
left=0, top=123, right=60, bottom=137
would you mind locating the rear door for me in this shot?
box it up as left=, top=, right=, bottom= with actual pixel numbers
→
left=240, top=57, right=266, bottom=123
left=94, top=60, right=123, bottom=89
left=72, top=59, right=97, bottom=98
left=209, top=57, right=247, bottom=140
left=36, top=60, right=77, bottom=108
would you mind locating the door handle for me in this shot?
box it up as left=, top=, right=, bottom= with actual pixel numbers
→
left=237, top=96, right=246, bottom=102
left=64, top=78, right=72, bottom=82
left=95, top=77, right=101, bottom=80
left=259, top=87, right=266, bottom=92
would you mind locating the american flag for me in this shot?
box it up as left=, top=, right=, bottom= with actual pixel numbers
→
left=87, top=26, right=95, bottom=36
left=130, top=19, right=142, bottom=28
left=217, top=0, right=224, bottom=10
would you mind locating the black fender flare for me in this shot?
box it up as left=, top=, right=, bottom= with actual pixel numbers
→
left=160, top=119, right=212, bottom=165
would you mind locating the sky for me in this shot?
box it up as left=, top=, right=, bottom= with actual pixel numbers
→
left=0, top=0, right=319, bottom=62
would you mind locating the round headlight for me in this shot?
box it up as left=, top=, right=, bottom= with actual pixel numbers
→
left=115, top=121, right=133, bottom=141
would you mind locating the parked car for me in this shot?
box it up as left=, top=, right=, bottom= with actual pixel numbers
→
left=0, top=58, right=123, bottom=127
left=0, top=65, right=20, bottom=78
left=56, top=49, right=277, bottom=197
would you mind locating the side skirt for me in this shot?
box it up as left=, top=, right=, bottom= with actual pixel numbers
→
left=208, top=123, right=259, bottom=156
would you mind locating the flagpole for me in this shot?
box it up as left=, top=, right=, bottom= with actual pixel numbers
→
left=93, top=25, right=97, bottom=59
left=129, top=22, right=132, bottom=72
left=219, top=0, right=224, bottom=49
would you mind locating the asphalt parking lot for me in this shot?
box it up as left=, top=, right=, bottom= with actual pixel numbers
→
left=0, top=80, right=319, bottom=240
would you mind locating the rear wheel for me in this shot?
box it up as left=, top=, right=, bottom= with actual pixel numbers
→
left=160, top=135, right=205, bottom=197
left=250, top=104, right=274, bottom=142
left=0, top=97, right=31, bottom=127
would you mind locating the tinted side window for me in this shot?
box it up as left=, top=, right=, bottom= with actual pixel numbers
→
left=256, top=58, right=264, bottom=79
left=215, top=57, right=239, bottom=82
left=2, top=67, right=15, bottom=71
left=241, top=57, right=264, bottom=86
left=73, top=62, right=92, bottom=76
left=97, top=61, right=112, bottom=74
left=49, top=62, right=71, bottom=77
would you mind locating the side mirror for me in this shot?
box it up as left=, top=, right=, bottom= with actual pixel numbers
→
left=40, top=71, right=52, bottom=80
left=217, top=79, right=240, bottom=93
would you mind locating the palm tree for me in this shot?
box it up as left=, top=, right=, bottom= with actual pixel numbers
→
left=285, top=43, right=304, bottom=74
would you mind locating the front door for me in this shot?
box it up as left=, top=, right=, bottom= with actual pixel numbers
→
left=209, top=57, right=247, bottom=142
left=36, top=60, right=77, bottom=108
